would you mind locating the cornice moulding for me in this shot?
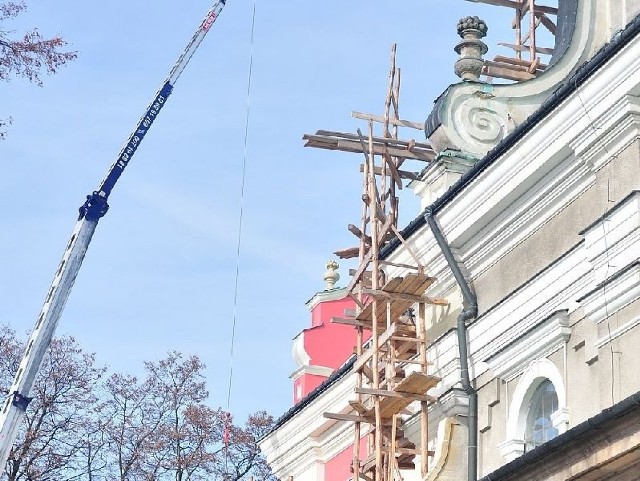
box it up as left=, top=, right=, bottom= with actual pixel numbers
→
left=435, top=35, right=640, bottom=247
left=581, top=262, right=640, bottom=324
left=470, top=248, right=589, bottom=364
left=305, top=287, right=348, bottom=310
left=290, top=364, right=334, bottom=380
left=485, top=311, right=571, bottom=381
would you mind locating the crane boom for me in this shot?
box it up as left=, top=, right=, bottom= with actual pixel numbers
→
left=0, top=0, right=227, bottom=465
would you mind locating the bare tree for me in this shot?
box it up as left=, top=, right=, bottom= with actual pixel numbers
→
left=0, top=326, right=22, bottom=393
left=0, top=2, right=76, bottom=84
left=1, top=330, right=275, bottom=481
left=1, top=333, right=106, bottom=481
left=215, top=411, right=277, bottom=481
left=100, top=373, right=164, bottom=481
left=142, top=352, right=218, bottom=480
left=101, top=352, right=276, bottom=481
left=99, top=352, right=219, bottom=481
left=0, top=1, right=76, bottom=137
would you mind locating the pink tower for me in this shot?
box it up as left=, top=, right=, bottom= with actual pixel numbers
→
left=291, top=261, right=360, bottom=403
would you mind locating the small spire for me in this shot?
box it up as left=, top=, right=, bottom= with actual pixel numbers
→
left=454, top=16, right=488, bottom=81
left=323, top=260, right=340, bottom=290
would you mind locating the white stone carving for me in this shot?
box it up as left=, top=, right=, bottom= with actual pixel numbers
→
left=426, top=0, right=598, bottom=158
left=451, top=96, right=512, bottom=150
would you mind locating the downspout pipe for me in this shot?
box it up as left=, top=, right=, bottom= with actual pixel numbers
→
left=424, top=209, right=478, bottom=481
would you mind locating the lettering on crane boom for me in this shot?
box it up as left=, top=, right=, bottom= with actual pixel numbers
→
left=202, top=11, right=218, bottom=32
left=116, top=81, right=173, bottom=170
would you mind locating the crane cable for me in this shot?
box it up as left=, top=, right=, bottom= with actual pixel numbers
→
left=224, top=0, right=257, bottom=467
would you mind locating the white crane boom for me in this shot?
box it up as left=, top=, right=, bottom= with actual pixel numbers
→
left=0, top=0, right=228, bottom=465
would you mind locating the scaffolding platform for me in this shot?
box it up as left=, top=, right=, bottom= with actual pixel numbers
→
left=314, top=45, right=446, bottom=480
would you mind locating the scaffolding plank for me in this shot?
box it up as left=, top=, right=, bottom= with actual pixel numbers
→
left=303, top=134, right=434, bottom=162
left=484, top=59, right=537, bottom=73
left=317, top=129, right=431, bottom=150
left=364, top=372, right=440, bottom=419
left=331, top=316, right=368, bottom=328
left=484, top=64, right=537, bottom=81
left=324, top=412, right=389, bottom=425
left=493, top=55, right=548, bottom=70
left=355, top=274, right=436, bottom=322
left=349, top=399, right=370, bottom=415
left=362, top=288, right=426, bottom=304
left=389, top=273, right=435, bottom=295
left=334, top=246, right=362, bottom=259
left=355, top=387, right=436, bottom=403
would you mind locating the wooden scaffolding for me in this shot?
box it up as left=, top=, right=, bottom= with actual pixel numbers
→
left=474, top=0, right=559, bottom=81
left=305, top=46, right=444, bottom=481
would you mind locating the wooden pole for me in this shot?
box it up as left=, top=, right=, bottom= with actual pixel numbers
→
left=368, top=119, right=383, bottom=481
left=351, top=92, right=371, bottom=481
left=418, top=302, right=429, bottom=477
left=529, top=0, right=536, bottom=60
left=515, top=3, right=522, bottom=60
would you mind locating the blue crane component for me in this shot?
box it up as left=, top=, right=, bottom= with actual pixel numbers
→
left=0, top=0, right=227, bottom=464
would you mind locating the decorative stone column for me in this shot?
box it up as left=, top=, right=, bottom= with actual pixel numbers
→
left=454, top=16, right=488, bottom=81
left=323, top=260, right=340, bottom=290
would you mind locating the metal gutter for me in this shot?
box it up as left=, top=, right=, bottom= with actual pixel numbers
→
left=425, top=210, right=479, bottom=481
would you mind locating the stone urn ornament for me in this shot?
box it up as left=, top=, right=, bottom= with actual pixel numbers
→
left=454, top=16, right=488, bottom=81
left=323, top=260, right=340, bottom=290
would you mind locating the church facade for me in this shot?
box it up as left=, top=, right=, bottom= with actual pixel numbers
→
left=260, top=2, right=640, bottom=480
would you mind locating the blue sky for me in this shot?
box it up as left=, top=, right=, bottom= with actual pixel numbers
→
left=1, top=1, right=512, bottom=421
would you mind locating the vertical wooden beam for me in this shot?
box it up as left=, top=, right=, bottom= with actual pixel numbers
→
left=353, top=323, right=363, bottom=478
left=352, top=101, right=371, bottom=481
left=389, top=414, right=398, bottom=480
left=383, top=44, right=396, bottom=139
left=366, top=116, right=383, bottom=481
left=390, top=61, right=401, bottom=228
left=418, top=302, right=429, bottom=477
left=529, top=0, right=536, bottom=60
left=514, top=0, right=522, bottom=60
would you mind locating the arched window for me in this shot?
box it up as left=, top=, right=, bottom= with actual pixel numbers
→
left=524, top=379, right=559, bottom=452
left=500, top=359, right=569, bottom=462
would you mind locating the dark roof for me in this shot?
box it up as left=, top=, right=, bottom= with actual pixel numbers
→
left=261, top=356, right=355, bottom=439
left=479, top=390, right=640, bottom=481
left=382, top=13, right=640, bottom=260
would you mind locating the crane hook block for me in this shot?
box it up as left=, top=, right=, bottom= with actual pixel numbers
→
left=79, top=192, right=110, bottom=221
left=11, top=392, right=33, bottom=412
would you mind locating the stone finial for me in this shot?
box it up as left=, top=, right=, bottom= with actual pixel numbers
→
left=454, top=16, right=488, bottom=81
left=323, top=260, right=340, bottom=290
